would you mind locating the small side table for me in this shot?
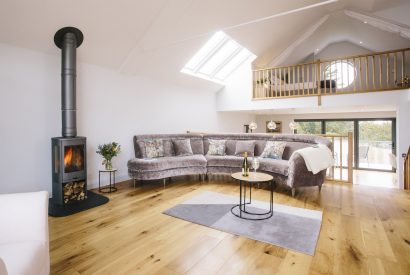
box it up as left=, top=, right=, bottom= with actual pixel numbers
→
left=231, top=172, right=274, bottom=220
left=99, top=169, right=118, bottom=193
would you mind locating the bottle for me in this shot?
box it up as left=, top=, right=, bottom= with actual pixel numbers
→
left=242, top=152, right=249, bottom=177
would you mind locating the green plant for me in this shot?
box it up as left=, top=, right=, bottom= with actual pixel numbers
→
left=96, top=142, right=121, bottom=166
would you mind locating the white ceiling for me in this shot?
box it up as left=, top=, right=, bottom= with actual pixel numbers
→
left=0, top=0, right=409, bottom=89
left=261, top=10, right=410, bottom=67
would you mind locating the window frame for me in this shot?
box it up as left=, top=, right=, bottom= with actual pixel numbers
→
left=181, top=31, right=255, bottom=83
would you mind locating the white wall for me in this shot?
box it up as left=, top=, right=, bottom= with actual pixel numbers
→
left=0, top=43, right=253, bottom=194
left=314, top=41, right=371, bottom=61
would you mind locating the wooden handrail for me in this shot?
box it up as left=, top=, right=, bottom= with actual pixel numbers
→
left=254, top=48, right=410, bottom=72
left=253, top=48, right=410, bottom=101
left=405, top=146, right=410, bottom=190
left=315, top=47, right=410, bottom=64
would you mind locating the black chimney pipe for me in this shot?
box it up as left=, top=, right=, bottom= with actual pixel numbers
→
left=54, top=27, right=83, bottom=137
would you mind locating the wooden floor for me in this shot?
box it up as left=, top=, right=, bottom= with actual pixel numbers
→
left=49, top=176, right=410, bottom=275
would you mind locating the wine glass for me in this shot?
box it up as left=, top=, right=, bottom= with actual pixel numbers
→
left=251, top=157, right=260, bottom=173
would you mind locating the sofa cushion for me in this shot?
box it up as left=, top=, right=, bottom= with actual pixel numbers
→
left=190, top=138, right=204, bottom=155
left=234, top=140, right=255, bottom=157
left=172, top=139, right=193, bottom=156
left=144, top=139, right=165, bottom=158
left=206, top=155, right=244, bottom=168
left=207, top=139, right=226, bottom=156
left=259, top=158, right=289, bottom=176
left=128, top=155, right=207, bottom=172
left=0, top=241, right=47, bottom=275
left=260, top=141, right=287, bottom=159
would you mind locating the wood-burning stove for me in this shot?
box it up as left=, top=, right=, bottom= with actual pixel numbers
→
left=52, top=137, right=87, bottom=205
left=49, top=27, right=108, bottom=216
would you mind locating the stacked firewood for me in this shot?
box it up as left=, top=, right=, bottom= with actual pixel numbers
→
left=63, top=181, right=86, bottom=204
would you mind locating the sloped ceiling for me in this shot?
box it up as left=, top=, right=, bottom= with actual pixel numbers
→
left=0, top=0, right=409, bottom=89
left=261, top=10, right=410, bottom=67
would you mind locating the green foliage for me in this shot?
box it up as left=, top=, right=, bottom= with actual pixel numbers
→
left=96, top=142, right=121, bottom=161
left=359, top=121, right=391, bottom=142
left=296, top=121, right=322, bottom=134
left=325, top=121, right=354, bottom=135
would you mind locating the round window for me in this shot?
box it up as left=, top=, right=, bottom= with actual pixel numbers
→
left=325, top=61, right=356, bottom=89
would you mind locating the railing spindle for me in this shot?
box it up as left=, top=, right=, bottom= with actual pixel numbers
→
left=287, top=66, right=290, bottom=97
left=359, top=57, right=363, bottom=91
left=302, top=65, right=305, bottom=95
left=292, top=66, right=296, bottom=96
left=372, top=56, right=376, bottom=89
left=324, top=62, right=327, bottom=94
left=366, top=56, right=369, bottom=90
left=307, top=64, right=310, bottom=95
left=379, top=55, right=383, bottom=89
left=387, top=53, right=390, bottom=87
left=353, top=58, right=357, bottom=92
left=279, top=68, right=283, bottom=97
left=330, top=61, right=333, bottom=92
left=401, top=51, right=405, bottom=82
left=394, top=52, right=397, bottom=84
left=298, top=66, right=301, bottom=95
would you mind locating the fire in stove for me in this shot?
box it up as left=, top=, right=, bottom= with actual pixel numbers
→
left=64, top=145, right=84, bottom=173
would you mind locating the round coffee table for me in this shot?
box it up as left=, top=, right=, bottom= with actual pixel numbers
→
left=231, top=172, right=274, bottom=220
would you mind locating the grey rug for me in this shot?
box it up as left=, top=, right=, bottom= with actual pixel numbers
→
left=163, top=191, right=322, bottom=255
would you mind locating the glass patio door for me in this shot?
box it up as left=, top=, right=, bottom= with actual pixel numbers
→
left=357, top=120, right=395, bottom=171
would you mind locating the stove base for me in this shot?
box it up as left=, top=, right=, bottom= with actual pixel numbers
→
left=48, top=191, right=109, bottom=217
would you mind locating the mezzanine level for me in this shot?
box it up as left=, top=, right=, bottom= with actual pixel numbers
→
left=253, top=48, right=410, bottom=105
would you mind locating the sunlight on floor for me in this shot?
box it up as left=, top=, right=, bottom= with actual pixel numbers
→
left=330, top=168, right=397, bottom=188
left=353, top=169, right=397, bottom=188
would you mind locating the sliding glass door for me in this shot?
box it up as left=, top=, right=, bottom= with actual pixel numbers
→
left=295, top=118, right=396, bottom=172
left=357, top=120, right=395, bottom=171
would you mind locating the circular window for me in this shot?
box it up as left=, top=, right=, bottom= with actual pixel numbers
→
left=325, top=61, right=356, bottom=89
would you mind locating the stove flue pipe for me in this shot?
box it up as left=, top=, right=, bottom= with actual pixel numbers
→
left=54, top=27, right=83, bottom=137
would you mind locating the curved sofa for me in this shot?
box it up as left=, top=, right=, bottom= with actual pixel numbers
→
left=127, top=133, right=332, bottom=196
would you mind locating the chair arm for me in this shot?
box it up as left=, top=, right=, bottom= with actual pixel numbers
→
left=0, top=191, right=49, bottom=245
left=287, top=152, right=326, bottom=188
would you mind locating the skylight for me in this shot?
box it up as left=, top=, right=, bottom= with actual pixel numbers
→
left=181, top=31, right=256, bottom=83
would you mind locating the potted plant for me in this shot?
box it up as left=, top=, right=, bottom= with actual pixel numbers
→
left=96, top=142, right=121, bottom=170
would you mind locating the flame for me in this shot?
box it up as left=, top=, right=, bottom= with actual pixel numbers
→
left=64, top=147, right=73, bottom=166
left=73, top=152, right=83, bottom=167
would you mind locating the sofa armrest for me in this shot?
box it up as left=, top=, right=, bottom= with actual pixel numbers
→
left=0, top=191, right=49, bottom=245
left=287, top=152, right=326, bottom=188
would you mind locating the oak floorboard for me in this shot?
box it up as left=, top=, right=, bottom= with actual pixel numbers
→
left=49, top=177, right=410, bottom=274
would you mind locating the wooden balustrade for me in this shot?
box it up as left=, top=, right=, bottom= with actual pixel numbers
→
left=322, top=132, right=353, bottom=183
left=405, top=146, right=410, bottom=190
left=253, top=48, right=410, bottom=101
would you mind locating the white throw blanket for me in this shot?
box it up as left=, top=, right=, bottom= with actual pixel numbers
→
left=296, top=144, right=334, bottom=174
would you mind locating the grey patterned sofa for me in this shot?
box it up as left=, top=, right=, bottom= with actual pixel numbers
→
left=127, top=133, right=332, bottom=196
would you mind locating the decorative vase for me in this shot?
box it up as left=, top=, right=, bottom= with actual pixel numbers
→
left=104, top=159, right=113, bottom=170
